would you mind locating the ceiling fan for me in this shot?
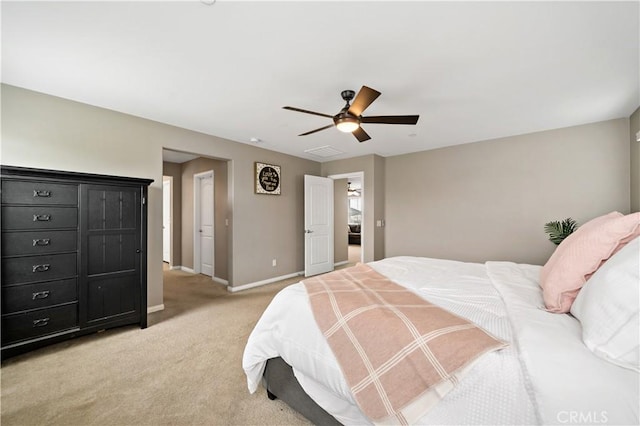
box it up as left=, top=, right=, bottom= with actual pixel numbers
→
left=347, top=182, right=361, bottom=197
left=283, top=86, right=419, bottom=142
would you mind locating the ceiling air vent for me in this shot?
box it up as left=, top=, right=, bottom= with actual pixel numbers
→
left=304, top=145, right=344, bottom=158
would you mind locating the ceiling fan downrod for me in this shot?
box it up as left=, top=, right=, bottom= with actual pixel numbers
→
left=341, top=90, right=356, bottom=103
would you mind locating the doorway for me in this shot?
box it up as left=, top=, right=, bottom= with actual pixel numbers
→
left=162, top=149, right=230, bottom=284
left=328, top=171, right=364, bottom=265
left=194, top=170, right=214, bottom=277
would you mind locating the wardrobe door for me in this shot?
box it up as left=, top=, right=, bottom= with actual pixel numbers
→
left=80, top=184, right=142, bottom=328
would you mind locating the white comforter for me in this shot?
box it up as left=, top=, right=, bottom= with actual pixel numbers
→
left=242, top=257, right=639, bottom=425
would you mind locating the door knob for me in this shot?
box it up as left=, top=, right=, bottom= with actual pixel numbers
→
left=305, top=229, right=314, bottom=234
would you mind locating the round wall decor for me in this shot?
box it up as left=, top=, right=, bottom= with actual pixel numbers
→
left=255, top=162, right=281, bottom=195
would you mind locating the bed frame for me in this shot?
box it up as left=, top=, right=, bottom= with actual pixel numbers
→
left=263, top=357, right=342, bottom=425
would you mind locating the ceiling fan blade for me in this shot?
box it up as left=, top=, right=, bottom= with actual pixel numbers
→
left=299, top=123, right=335, bottom=136
left=352, top=127, right=371, bottom=142
left=361, top=115, right=419, bottom=125
left=283, top=106, right=333, bottom=119
left=348, top=86, right=381, bottom=117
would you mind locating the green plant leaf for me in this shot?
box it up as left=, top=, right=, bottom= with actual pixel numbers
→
left=544, top=217, right=578, bottom=245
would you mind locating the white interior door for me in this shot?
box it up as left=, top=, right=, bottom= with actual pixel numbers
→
left=305, top=175, right=334, bottom=277
left=162, top=179, right=171, bottom=263
left=195, top=171, right=214, bottom=277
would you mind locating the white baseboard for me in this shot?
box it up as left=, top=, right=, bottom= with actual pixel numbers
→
left=213, top=276, right=228, bottom=286
left=228, top=271, right=304, bottom=293
left=180, top=266, right=195, bottom=274
left=147, top=304, right=165, bottom=314
left=334, top=260, right=349, bottom=267
left=169, top=265, right=182, bottom=271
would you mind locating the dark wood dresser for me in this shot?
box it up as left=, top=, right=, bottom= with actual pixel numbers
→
left=1, top=166, right=153, bottom=359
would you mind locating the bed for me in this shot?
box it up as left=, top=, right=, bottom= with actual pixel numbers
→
left=243, top=213, right=639, bottom=425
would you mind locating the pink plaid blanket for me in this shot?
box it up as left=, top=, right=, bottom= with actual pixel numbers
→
left=303, top=263, right=507, bottom=425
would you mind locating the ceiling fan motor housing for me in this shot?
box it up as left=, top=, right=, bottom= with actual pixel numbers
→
left=335, top=90, right=360, bottom=128
left=334, top=112, right=359, bottom=127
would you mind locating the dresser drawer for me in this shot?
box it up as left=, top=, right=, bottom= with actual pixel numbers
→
left=1, top=304, right=78, bottom=346
left=1, top=206, right=78, bottom=230
left=1, top=180, right=78, bottom=206
left=2, top=253, right=77, bottom=286
left=2, top=230, right=77, bottom=256
left=2, top=278, right=77, bottom=314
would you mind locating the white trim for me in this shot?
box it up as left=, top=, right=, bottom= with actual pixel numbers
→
left=180, top=266, right=195, bottom=274
left=147, top=304, right=165, bottom=314
left=162, top=178, right=172, bottom=263
left=194, top=170, right=215, bottom=277
left=213, top=276, right=228, bottom=286
left=228, top=271, right=304, bottom=292
left=170, top=265, right=182, bottom=271
left=334, top=260, right=349, bottom=267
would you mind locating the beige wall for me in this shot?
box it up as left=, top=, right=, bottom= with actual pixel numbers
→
left=334, top=179, right=348, bottom=263
left=385, top=119, right=631, bottom=265
left=1, top=85, right=321, bottom=308
left=630, top=107, right=640, bottom=212
left=322, top=155, right=386, bottom=262
left=3, top=84, right=635, bottom=303
left=162, top=162, right=182, bottom=266
left=180, top=157, right=229, bottom=281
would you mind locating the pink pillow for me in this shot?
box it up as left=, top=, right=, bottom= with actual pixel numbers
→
left=540, top=212, right=640, bottom=313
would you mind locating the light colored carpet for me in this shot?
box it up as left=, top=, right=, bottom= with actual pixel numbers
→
left=348, top=245, right=361, bottom=265
left=1, top=267, right=314, bottom=426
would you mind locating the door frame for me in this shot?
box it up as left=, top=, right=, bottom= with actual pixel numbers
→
left=328, top=171, right=364, bottom=264
left=162, top=177, right=172, bottom=264
left=193, top=170, right=214, bottom=277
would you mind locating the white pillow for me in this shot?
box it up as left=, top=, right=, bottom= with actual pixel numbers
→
left=571, top=236, right=639, bottom=372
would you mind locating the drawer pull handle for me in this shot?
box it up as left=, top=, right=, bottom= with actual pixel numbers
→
left=32, top=264, right=51, bottom=273
left=32, top=290, right=51, bottom=300
left=33, top=214, right=51, bottom=222
left=33, top=238, right=51, bottom=247
left=32, top=318, right=50, bottom=327
left=33, top=190, right=52, bottom=198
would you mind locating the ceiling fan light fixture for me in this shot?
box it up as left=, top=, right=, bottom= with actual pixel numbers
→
left=334, top=116, right=360, bottom=133
left=336, top=121, right=360, bottom=133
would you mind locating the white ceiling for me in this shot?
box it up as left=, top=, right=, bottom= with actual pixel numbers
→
left=2, top=1, right=638, bottom=162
